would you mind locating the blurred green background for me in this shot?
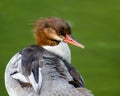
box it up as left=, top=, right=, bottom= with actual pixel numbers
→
left=0, top=0, right=120, bottom=96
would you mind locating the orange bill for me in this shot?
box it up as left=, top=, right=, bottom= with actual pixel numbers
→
left=64, top=34, right=85, bottom=48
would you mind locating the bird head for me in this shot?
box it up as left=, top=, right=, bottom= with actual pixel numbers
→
left=34, top=17, right=84, bottom=48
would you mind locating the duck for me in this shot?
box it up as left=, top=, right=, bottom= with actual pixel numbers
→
left=4, top=17, right=93, bottom=96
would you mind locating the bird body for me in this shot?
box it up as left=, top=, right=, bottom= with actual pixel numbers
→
left=5, top=17, right=93, bottom=96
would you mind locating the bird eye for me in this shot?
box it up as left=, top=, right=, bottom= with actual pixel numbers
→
left=58, top=31, right=62, bottom=35
left=58, top=28, right=64, bottom=35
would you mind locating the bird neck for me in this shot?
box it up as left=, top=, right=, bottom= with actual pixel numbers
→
left=42, top=42, right=71, bottom=63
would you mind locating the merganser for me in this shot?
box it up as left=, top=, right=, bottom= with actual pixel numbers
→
left=5, top=17, right=93, bottom=96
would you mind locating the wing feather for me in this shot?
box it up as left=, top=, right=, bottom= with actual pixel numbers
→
left=9, top=47, right=43, bottom=94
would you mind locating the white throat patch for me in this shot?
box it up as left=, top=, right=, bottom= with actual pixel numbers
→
left=43, top=42, right=71, bottom=63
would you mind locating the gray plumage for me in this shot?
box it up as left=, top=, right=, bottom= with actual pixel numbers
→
left=5, top=45, right=93, bottom=96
